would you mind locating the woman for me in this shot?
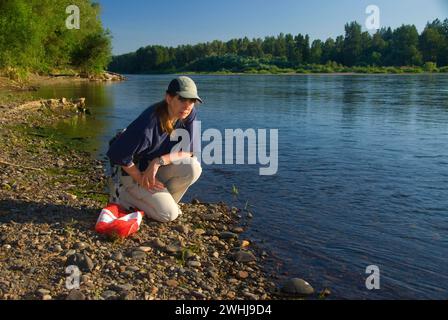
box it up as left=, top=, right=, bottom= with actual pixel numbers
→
left=106, top=76, right=202, bottom=223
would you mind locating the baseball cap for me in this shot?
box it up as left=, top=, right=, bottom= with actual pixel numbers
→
left=167, top=76, right=203, bottom=103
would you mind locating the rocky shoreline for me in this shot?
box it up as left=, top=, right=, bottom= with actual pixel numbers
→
left=0, top=78, right=320, bottom=300
left=0, top=94, right=278, bottom=301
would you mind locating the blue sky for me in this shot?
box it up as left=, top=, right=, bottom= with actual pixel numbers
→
left=96, top=0, right=448, bottom=55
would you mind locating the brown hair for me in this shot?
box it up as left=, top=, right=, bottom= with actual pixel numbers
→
left=154, top=93, right=176, bottom=135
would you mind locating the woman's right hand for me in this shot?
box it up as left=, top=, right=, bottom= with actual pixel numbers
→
left=122, top=162, right=165, bottom=193
left=139, top=160, right=165, bottom=193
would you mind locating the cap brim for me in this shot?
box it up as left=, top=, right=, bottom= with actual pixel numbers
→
left=178, top=91, right=203, bottom=103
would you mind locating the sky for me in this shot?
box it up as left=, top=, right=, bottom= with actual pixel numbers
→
left=96, top=0, right=448, bottom=55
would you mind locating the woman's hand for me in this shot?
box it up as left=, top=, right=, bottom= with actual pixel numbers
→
left=140, top=159, right=165, bottom=193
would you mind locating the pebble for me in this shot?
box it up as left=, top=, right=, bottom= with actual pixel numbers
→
left=243, top=292, right=259, bottom=300
left=220, top=232, right=239, bottom=240
left=114, top=284, right=134, bottom=292
left=166, top=279, right=179, bottom=287
left=131, top=251, right=146, bottom=260
left=184, top=249, right=195, bottom=259
left=126, top=266, right=140, bottom=272
left=42, top=294, right=52, bottom=300
left=319, top=288, right=332, bottom=298
left=53, top=244, right=63, bottom=252
left=112, top=252, right=123, bottom=261
left=166, top=244, right=182, bottom=254
left=66, top=253, right=94, bottom=273
left=101, top=290, right=117, bottom=300
left=81, top=275, right=90, bottom=284
left=232, top=251, right=256, bottom=263
left=65, top=249, right=76, bottom=256
left=136, top=246, right=152, bottom=253
left=37, top=288, right=51, bottom=296
left=175, top=225, right=191, bottom=235
left=194, top=228, right=206, bottom=236
left=237, top=271, right=249, bottom=279
left=191, top=291, right=206, bottom=299
left=187, top=261, right=202, bottom=268
left=212, top=252, right=219, bottom=258
left=66, top=193, right=77, bottom=201
left=66, top=290, right=85, bottom=300
left=240, top=240, right=250, bottom=248
left=231, top=227, right=244, bottom=234
left=56, top=159, right=65, bottom=167
left=152, top=239, right=166, bottom=249
left=73, top=242, right=88, bottom=250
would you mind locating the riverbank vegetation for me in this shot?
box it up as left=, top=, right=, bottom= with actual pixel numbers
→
left=0, top=0, right=112, bottom=81
left=109, top=19, right=448, bottom=74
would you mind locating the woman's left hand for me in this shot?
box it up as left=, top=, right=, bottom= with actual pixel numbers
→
left=141, top=159, right=165, bottom=192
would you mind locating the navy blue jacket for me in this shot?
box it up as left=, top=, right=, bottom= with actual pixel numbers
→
left=107, top=103, right=197, bottom=172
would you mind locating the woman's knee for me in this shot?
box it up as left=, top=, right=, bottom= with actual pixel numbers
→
left=142, top=199, right=181, bottom=223
left=151, top=207, right=180, bottom=223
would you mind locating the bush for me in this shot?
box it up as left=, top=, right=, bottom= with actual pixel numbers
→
left=423, top=62, right=438, bottom=72
left=0, top=0, right=111, bottom=76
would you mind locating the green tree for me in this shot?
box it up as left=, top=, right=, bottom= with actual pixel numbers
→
left=419, top=19, right=448, bottom=65
left=343, top=22, right=363, bottom=66
left=390, top=24, right=422, bottom=66
left=321, top=38, right=336, bottom=63
left=310, top=40, right=323, bottom=64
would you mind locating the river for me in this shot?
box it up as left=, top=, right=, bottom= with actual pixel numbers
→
left=35, top=74, right=448, bottom=299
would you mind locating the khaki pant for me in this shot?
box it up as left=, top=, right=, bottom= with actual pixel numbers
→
left=118, top=157, right=202, bottom=223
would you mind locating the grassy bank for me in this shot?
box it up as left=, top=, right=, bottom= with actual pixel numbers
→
left=178, top=64, right=448, bottom=75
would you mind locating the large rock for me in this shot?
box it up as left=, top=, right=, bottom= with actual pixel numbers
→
left=281, top=278, right=315, bottom=296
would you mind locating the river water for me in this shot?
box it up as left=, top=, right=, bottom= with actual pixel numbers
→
left=35, top=74, right=448, bottom=299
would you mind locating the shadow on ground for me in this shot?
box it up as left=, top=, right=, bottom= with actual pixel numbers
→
left=0, top=199, right=99, bottom=228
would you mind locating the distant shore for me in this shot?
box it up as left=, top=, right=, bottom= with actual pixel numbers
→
left=114, top=67, right=448, bottom=77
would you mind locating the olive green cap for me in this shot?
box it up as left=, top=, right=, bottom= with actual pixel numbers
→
left=167, top=76, right=203, bottom=103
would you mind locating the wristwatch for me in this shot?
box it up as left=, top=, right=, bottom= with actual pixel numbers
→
left=157, top=157, right=166, bottom=166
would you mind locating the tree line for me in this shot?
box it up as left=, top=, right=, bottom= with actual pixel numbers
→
left=109, top=19, right=448, bottom=74
left=0, top=0, right=111, bottom=79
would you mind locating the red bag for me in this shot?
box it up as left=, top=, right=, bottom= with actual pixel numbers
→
left=95, top=203, right=144, bottom=238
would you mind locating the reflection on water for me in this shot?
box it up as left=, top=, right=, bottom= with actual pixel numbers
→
left=34, top=82, right=116, bottom=155
left=36, top=74, right=448, bottom=299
